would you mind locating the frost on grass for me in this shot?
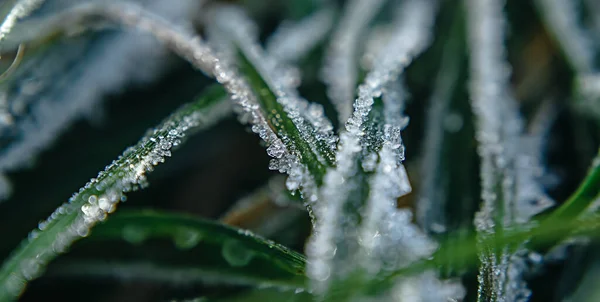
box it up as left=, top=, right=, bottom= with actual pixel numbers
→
left=208, top=6, right=337, bottom=209
left=321, top=0, right=386, bottom=124
left=0, top=86, right=230, bottom=300
left=0, top=0, right=201, bottom=201
left=466, top=0, right=554, bottom=300
left=265, top=7, right=335, bottom=64
left=306, top=1, right=464, bottom=300
left=0, top=0, right=45, bottom=49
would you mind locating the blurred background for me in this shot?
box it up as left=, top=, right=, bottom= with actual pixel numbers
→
left=0, top=0, right=598, bottom=301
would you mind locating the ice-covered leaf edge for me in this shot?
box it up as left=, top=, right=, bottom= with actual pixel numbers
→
left=0, top=84, right=229, bottom=301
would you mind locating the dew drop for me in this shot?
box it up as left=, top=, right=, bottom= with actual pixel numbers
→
left=173, top=228, right=202, bottom=250
left=122, top=225, right=147, bottom=245
left=222, top=239, right=254, bottom=267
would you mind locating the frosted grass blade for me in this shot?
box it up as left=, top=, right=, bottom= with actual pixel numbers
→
left=0, top=85, right=230, bottom=301
left=209, top=6, right=337, bottom=210
left=321, top=0, right=386, bottom=123
left=266, top=7, right=335, bottom=64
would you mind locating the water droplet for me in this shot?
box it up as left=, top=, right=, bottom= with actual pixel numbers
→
left=122, top=225, right=147, bottom=245
left=222, top=239, right=254, bottom=267
left=173, top=228, right=202, bottom=250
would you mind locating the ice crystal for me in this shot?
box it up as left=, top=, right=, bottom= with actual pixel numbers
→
left=266, top=7, right=335, bottom=64
left=0, top=0, right=45, bottom=49
left=321, top=0, right=386, bottom=123
left=0, top=0, right=201, bottom=200
left=208, top=6, right=337, bottom=207
left=307, top=0, right=445, bottom=297
left=0, top=91, right=230, bottom=299
left=467, top=0, right=554, bottom=300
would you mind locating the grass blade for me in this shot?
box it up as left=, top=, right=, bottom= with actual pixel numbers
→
left=48, top=209, right=306, bottom=289
left=0, top=84, right=229, bottom=301
left=305, top=1, right=452, bottom=300
left=209, top=6, right=337, bottom=209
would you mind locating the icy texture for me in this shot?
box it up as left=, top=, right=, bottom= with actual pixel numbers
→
left=209, top=6, right=337, bottom=208
left=321, top=0, right=385, bottom=123
left=391, top=271, right=466, bottom=302
left=0, top=0, right=45, bottom=49
left=307, top=0, right=447, bottom=297
left=266, top=7, right=334, bottom=64
left=0, top=92, right=230, bottom=300
left=0, top=0, right=201, bottom=200
left=467, top=0, right=554, bottom=300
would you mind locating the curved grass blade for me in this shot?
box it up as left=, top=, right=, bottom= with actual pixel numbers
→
left=266, top=7, right=335, bottom=65
left=209, top=6, right=337, bottom=209
left=532, top=148, right=600, bottom=247
left=4, top=1, right=331, bottom=208
left=320, top=0, right=386, bottom=123
left=0, top=1, right=204, bottom=201
left=466, top=0, right=556, bottom=300
left=377, top=209, right=600, bottom=292
left=47, top=209, right=306, bottom=289
left=305, top=1, right=457, bottom=300
left=0, top=84, right=229, bottom=301
left=0, top=0, right=45, bottom=50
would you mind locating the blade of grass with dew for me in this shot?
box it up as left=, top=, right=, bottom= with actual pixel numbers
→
left=0, top=84, right=229, bottom=301
left=209, top=6, right=337, bottom=211
left=0, top=0, right=45, bottom=50
left=466, top=0, right=555, bottom=300
left=0, top=0, right=45, bottom=199
left=0, top=1, right=203, bottom=202
left=305, top=1, right=463, bottom=301
left=45, top=209, right=306, bottom=289
left=376, top=207, right=600, bottom=293
left=22, top=2, right=335, bottom=212
left=321, top=0, right=386, bottom=124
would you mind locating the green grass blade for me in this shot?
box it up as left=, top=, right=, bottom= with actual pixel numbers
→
left=544, top=148, right=600, bottom=220
left=47, top=209, right=306, bottom=289
left=209, top=6, right=338, bottom=211
left=0, top=84, right=229, bottom=301
left=306, top=1, right=443, bottom=299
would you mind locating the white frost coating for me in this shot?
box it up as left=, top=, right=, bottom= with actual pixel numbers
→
left=0, top=0, right=45, bottom=49
left=391, top=271, right=466, bottom=302
left=361, top=25, right=394, bottom=71
left=307, top=0, right=438, bottom=295
left=321, top=0, right=385, bottom=123
left=0, top=0, right=201, bottom=201
left=535, top=0, right=596, bottom=73
left=266, top=7, right=335, bottom=64
left=0, top=98, right=231, bottom=299
left=210, top=6, right=337, bottom=205
left=467, top=0, right=553, bottom=300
